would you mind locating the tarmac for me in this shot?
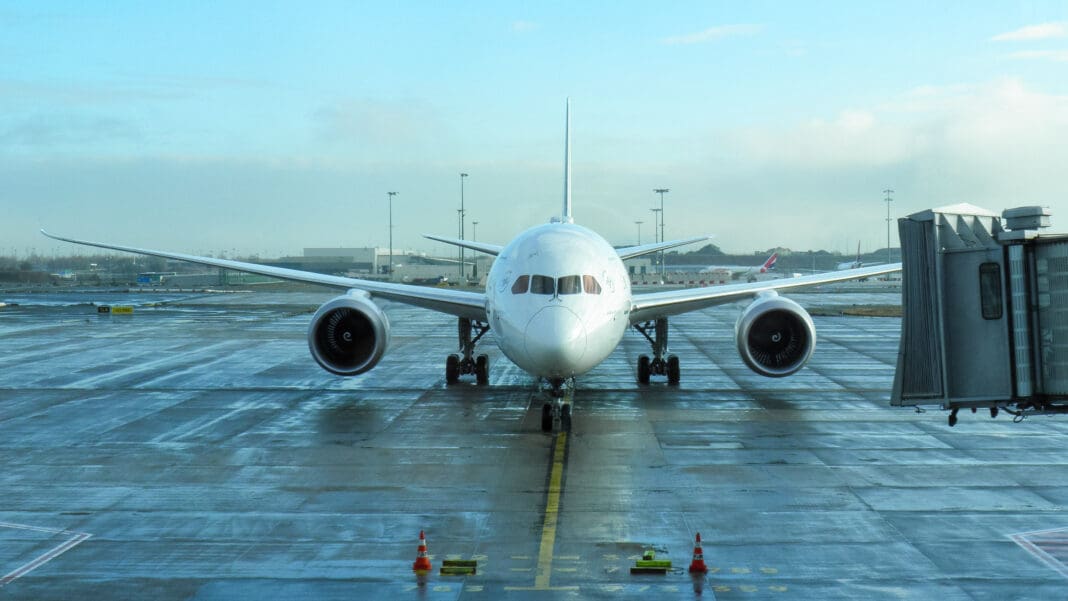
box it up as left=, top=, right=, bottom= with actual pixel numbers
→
left=1, top=285, right=1066, bottom=600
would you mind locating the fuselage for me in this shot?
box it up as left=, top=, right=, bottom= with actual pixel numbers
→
left=485, top=222, right=631, bottom=381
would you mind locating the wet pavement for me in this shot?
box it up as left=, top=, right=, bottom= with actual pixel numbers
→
left=1, top=287, right=1066, bottom=600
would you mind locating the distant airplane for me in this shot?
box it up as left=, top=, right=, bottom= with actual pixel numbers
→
left=836, top=242, right=883, bottom=271
left=43, top=100, right=901, bottom=431
left=697, top=252, right=779, bottom=281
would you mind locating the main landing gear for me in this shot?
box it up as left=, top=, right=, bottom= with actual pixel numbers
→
left=634, top=318, right=680, bottom=385
left=445, top=318, right=491, bottom=385
left=538, top=378, right=573, bottom=432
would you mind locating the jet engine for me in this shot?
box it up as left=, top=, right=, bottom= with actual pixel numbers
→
left=308, top=292, right=390, bottom=376
left=735, top=292, right=816, bottom=377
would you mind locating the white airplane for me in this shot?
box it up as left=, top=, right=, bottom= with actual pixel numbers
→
left=836, top=241, right=886, bottom=271
left=43, top=101, right=901, bottom=431
left=696, top=252, right=779, bottom=281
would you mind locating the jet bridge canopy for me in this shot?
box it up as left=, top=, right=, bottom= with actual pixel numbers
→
left=892, top=203, right=1068, bottom=422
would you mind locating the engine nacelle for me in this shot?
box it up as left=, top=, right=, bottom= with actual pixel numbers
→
left=308, top=292, right=390, bottom=376
left=735, top=292, right=816, bottom=377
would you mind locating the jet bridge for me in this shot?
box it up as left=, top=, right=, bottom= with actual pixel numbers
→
left=892, top=203, right=1068, bottom=425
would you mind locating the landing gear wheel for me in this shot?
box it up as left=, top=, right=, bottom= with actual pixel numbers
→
left=667, top=354, right=680, bottom=385
left=637, top=354, right=651, bottom=384
left=560, top=403, right=572, bottom=431
left=541, top=402, right=553, bottom=432
left=475, top=354, right=489, bottom=385
left=446, top=354, right=460, bottom=384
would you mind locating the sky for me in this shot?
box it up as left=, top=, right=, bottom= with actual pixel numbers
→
left=3, top=1, right=1068, bottom=258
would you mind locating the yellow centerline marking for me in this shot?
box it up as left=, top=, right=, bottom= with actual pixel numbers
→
left=536, top=431, right=566, bottom=587
left=504, top=431, right=578, bottom=591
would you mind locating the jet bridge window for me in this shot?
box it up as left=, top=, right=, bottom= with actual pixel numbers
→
left=979, top=262, right=1003, bottom=320
left=511, top=275, right=529, bottom=294
left=558, top=275, right=582, bottom=295
left=583, top=275, right=602, bottom=295
left=530, top=275, right=555, bottom=295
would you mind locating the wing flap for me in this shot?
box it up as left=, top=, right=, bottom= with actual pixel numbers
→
left=42, top=230, right=487, bottom=321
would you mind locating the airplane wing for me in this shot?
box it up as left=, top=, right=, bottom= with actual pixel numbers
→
left=629, top=263, right=901, bottom=323
left=616, top=236, right=712, bottom=260
left=422, top=234, right=503, bottom=256
left=41, top=230, right=487, bottom=321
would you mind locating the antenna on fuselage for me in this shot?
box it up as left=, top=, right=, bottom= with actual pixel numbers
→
left=561, top=98, right=574, bottom=224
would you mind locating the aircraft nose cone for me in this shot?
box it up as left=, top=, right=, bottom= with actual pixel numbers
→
left=524, top=306, right=587, bottom=374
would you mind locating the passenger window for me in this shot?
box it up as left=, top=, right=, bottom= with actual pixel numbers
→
left=583, top=275, right=602, bottom=294
left=558, top=275, right=582, bottom=295
left=979, top=262, right=1003, bottom=320
left=530, top=275, right=555, bottom=295
left=511, top=275, right=529, bottom=294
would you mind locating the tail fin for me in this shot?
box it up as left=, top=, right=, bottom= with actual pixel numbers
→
left=561, top=98, right=573, bottom=223
left=761, top=253, right=778, bottom=273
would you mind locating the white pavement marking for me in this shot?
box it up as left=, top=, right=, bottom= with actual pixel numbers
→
left=1008, top=526, right=1068, bottom=579
left=0, top=521, right=92, bottom=587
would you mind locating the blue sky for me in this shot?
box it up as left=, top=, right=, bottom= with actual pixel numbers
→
left=4, top=2, right=1068, bottom=257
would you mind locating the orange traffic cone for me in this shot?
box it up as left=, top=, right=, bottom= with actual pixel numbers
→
left=688, top=532, right=708, bottom=573
left=412, top=530, right=432, bottom=572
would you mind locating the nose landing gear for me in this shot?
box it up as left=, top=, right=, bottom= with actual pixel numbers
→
left=537, top=378, right=573, bottom=432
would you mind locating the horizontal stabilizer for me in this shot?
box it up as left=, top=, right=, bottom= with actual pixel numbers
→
left=616, top=236, right=711, bottom=261
left=422, top=234, right=502, bottom=256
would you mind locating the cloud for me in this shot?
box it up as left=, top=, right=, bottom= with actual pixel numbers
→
left=311, top=99, right=449, bottom=153
left=511, top=20, right=538, bottom=33
left=1007, top=49, right=1068, bottom=62
left=726, top=79, right=1068, bottom=171
left=662, top=24, right=762, bottom=45
left=991, top=22, right=1067, bottom=41
left=0, top=113, right=140, bottom=147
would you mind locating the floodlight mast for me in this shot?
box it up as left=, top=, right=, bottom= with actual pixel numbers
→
left=387, top=191, right=398, bottom=276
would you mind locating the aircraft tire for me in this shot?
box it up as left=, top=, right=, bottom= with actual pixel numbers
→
left=476, top=354, right=489, bottom=385
left=446, top=354, right=460, bottom=384
left=541, top=402, right=553, bottom=432
left=667, top=354, right=680, bottom=385
left=560, top=403, right=571, bottom=431
left=637, top=355, right=651, bottom=384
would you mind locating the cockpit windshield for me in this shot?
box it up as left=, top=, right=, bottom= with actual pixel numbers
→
left=557, top=275, right=581, bottom=295
left=511, top=275, right=529, bottom=294
left=530, top=275, right=556, bottom=295
left=512, top=274, right=604, bottom=296
left=583, top=275, right=602, bottom=295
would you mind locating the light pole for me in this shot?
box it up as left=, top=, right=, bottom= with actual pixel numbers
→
left=460, top=173, right=468, bottom=282
left=883, top=188, right=894, bottom=265
left=654, top=188, right=669, bottom=276
left=650, top=207, right=662, bottom=276
left=387, top=191, right=398, bottom=277
left=456, top=209, right=464, bottom=281
left=471, top=220, right=480, bottom=279
left=634, top=220, right=644, bottom=245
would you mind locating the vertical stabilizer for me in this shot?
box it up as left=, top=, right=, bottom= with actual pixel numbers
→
left=562, top=98, right=574, bottom=223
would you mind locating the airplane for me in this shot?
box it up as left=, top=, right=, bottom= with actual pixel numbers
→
left=696, top=252, right=778, bottom=281
left=43, top=100, right=901, bottom=432
left=836, top=241, right=885, bottom=271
